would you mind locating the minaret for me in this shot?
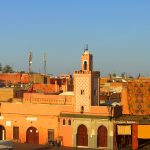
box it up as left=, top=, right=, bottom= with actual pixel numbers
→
left=81, top=45, right=93, bottom=71
left=74, top=47, right=100, bottom=112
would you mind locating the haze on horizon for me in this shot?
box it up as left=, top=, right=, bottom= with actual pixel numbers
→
left=0, top=0, right=150, bottom=77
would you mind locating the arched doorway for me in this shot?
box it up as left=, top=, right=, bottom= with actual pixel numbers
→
left=0, top=125, right=6, bottom=140
left=97, top=125, right=107, bottom=147
left=26, top=127, right=39, bottom=144
left=76, top=124, right=88, bottom=146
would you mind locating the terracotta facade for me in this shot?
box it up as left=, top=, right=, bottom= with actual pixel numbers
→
left=0, top=50, right=149, bottom=149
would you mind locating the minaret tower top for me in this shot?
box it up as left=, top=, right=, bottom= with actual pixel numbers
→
left=81, top=46, right=93, bottom=71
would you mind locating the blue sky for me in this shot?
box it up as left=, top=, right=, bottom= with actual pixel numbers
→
left=0, top=0, right=150, bottom=76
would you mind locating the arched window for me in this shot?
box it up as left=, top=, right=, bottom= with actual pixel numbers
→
left=81, top=89, right=85, bottom=95
left=84, top=61, right=87, bottom=70
left=68, top=119, right=71, bottom=125
left=81, top=106, right=84, bottom=113
left=63, top=119, right=66, bottom=125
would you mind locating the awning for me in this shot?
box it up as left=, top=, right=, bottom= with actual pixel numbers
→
left=117, top=125, right=131, bottom=135
left=138, top=125, right=150, bottom=139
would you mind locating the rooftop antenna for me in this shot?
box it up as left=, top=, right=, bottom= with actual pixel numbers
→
left=43, top=53, right=47, bottom=75
left=29, top=51, right=32, bottom=73
left=84, top=44, right=88, bottom=52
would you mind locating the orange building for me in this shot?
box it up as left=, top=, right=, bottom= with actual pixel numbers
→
left=113, top=81, right=150, bottom=150
left=0, top=49, right=122, bottom=149
left=0, top=73, right=49, bottom=85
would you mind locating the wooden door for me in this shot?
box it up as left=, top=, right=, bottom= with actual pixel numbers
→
left=48, top=129, right=54, bottom=142
left=26, top=127, right=39, bottom=144
left=13, top=126, right=19, bottom=140
left=97, top=126, right=107, bottom=147
left=77, top=125, right=88, bottom=146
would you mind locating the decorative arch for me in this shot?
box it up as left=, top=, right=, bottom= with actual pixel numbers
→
left=26, top=126, right=39, bottom=144
left=97, top=125, right=107, bottom=147
left=76, top=124, right=88, bottom=146
left=0, top=125, right=6, bottom=140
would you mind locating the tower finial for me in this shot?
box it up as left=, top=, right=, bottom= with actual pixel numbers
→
left=29, top=51, right=32, bottom=73
left=43, top=53, right=47, bottom=75
left=84, top=44, right=88, bottom=51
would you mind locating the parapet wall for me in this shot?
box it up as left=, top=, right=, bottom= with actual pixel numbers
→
left=74, top=70, right=100, bottom=76
left=23, top=93, right=73, bottom=105
left=0, top=73, right=21, bottom=84
left=90, top=106, right=111, bottom=116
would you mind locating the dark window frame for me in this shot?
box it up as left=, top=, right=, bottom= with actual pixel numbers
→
left=13, top=126, right=19, bottom=140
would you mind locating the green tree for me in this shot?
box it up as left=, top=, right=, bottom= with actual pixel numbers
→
left=138, top=73, right=141, bottom=79
left=0, top=64, right=2, bottom=71
left=2, top=65, right=14, bottom=73
left=112, top=73, right=116, bottom=77
left=20, top=71, right=26, bottom=73
left=121, top=72, right=125, bottom=78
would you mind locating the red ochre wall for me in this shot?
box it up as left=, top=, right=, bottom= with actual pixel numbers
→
left=59, top=121, right=73, bottom=147
left=121, top=88, right=130, bottom=114
left=33, top=84, right=56, bottom=93
left=0, top=103, right=74, bottom=144
left=0, top=73, right=21, bottom=84
left=132, top=124, right=138, bottom=150
left=122, top=82, right=150, bottom=115
left=23, top=93, right=73, bottom=105
left=0, top=73, right=30, bottom=84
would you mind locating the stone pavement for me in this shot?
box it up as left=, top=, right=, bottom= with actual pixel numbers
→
left=13, top=142, right=96, bottom=150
